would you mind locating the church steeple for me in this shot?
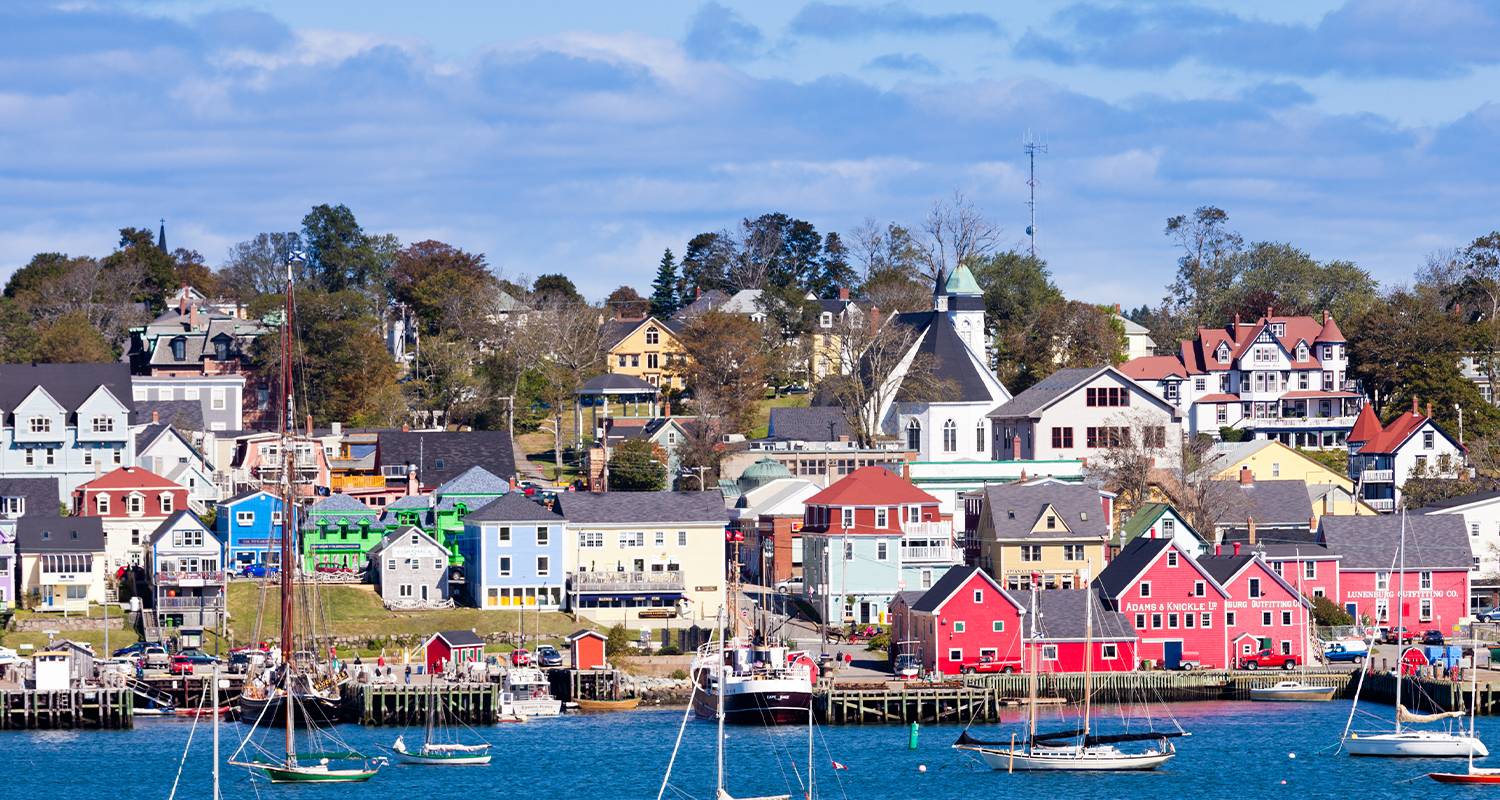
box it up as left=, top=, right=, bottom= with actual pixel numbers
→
left=157, top=218, right=167, bottom=253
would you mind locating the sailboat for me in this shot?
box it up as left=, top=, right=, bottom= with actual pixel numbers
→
left=955, top=577, right=1181, bottom=771
left=1429, top=645, right=1499, bottom=783
left=228, top=253, right=387, bottom=784
left=1343, top=509, right=1486, bottom=758
left=392, top=681, right=492, bottom=765
left=1251, top=551, right=1336, bottom=702
left=165, top=667, right=224, bottom=800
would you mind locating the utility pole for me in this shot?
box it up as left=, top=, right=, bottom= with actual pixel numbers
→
left=1024, top=132, right=1048, bottom=260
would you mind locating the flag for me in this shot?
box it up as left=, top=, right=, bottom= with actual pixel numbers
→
left=831, top=760, right=848, bottom=771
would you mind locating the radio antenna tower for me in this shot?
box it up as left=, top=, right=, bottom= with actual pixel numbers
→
left=1023, top=131, right=1047, bottom=259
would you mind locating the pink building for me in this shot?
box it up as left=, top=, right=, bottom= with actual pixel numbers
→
left=1198, top=551, right=1310, bottom=665
left=1096, top=538, right=1229, bottom=669
left=1321, top=515, right=1471, bottom=633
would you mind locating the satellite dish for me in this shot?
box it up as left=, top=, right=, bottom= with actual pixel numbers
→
left=1025, top=225, right=1035, bottom=236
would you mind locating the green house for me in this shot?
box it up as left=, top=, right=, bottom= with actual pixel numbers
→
left=430, top=466, right=511, bottom=564
left=299, top=493, right=383, bottom=572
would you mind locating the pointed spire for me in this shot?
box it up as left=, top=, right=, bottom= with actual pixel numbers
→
left=157, top=218, right=167, bottom=253
left=1348, top=402, right=1381, bottom=444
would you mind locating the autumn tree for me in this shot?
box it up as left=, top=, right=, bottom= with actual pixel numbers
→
left=678, top=310, right=769, bottom=434
left=34, top=311, right=113, bottom=362
left=606, top=285, right=649, bottom=319
left=219, top=232, right=304, bottom=300
left=608, top=439, right=667, bottom=491
left=103, top=227, right=177, bottom=309
left=389, top=240, right=496, bottom=335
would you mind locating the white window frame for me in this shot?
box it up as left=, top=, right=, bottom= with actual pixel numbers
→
left=537, top=555, right=550, bottom=577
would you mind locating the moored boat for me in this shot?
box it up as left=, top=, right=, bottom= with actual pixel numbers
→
left=1249, top=681, right=1338, bottom=702
left=576, top=697, right=641, bottom=712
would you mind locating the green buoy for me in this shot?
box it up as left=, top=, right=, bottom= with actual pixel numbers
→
left=908, top=721, right=919, bottom=749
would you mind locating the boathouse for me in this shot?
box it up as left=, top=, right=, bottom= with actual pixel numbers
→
left=1095, top=538, right=1229, bottom=669
left=1321, top=514, right=1471, bottom=633
left=423, top=629, right=485, bottom=673
left=889, top=565, right=1023, bottom=676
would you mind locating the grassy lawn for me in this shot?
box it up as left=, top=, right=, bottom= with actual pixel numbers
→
left=517, top=405, right=586, bottom=484
left=751, top=394, right=811, bottom=439
left=225, top=581, right=583, bottom=655
left=0, top=628, right=142, bottom=653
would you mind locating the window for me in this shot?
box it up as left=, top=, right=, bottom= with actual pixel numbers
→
left=23, top=448, right=32, bottom=467
left=1261, top=611, right=1273, bottom=626
left=942, top=419, right=957, bottom=452
left=1216, top=343, right=1230, bottom=363
left=82, top=447, right=93, bottom=466
left=1281, top=610, right=1293, bottom=626
left=992, top=620, right=1004, bottom=633
left=1185, top=613, right=1196, bottom=629
left=236, top=511, right=254, bottom=526
left=948, top=648, right=962, bottom=663
left=399, top=584, right=413, bottom=598
left=1167, top=613, right=1178, bottom=628
left=580, top=531, right=604, bottom=548
left=1193, top=580, right=1205, bottom=597
left=1420, top=571, right=1432, bottom=589
left=170, top=338, right=187, bottom=360
left=618, top=354, right=627, bottom=367
left=876, top=541, right=888, bottom=560
left=678, top=531, right=688, bottom=547
left=1248, top=577, right=1262, bottom=598
left=844, top=541, right=853, bottom=560
left=160, top=494, right=173, bottom=514
left=96, top=494, right=110, bottom=515
left=905, top=419, right=921, bottom=451
left=1021, top=545, right=1042, bottom=562
left=211, top=388, right=226, bottom=410
left=1084, top=386, right=1131, bottom=407
left=1201, top=612, right=1212, bottom=628
left=655, top=532, right=665, bottom=547
left=841, top=508, right=854, bottom=529
left=28, top=416, right=51, bottom=434
left=646, top=353, right=659, bottom=370
left=92, top=416, right=114, bottom=434
left=1041, top=645, right=1058, bottom=661
left=536, top=526, right=549, bottom=546
left=537, top=555, right=550, bottom=576
left=1216, top=404, right=1228, bottom=424
left=820, top=312, right=833, bottom=328
left=127, top=494, right=143, bottom=514
left=43, top=447, right=54, bottom=466
left=1167, top=551, right=1178, bottom=567
left=498, top=526, right=511, bottom=544
left=953, top=621, right=966, bottom=633
left=1420, top=598, right=1433, bottom=621
left=0, top=496, right=23, bottom=517
left=1424, top=431, right=1435, bottom=449
left=1227, top=611, right=1237, bottom=626
left=1051, top=427, right=1074, bottom=449
left=1151, top=613, right=1162, bottom=628
left=1046, top=514, right=1056, bottom=529
left=875, top=507, right=888, bottom=527
left=1135, top=613, right=1147, bottom=629
left=499, top=556, right=512, bottom=577
left=1063, top=544, right=1084, bottom=561
left=644, top=327, right=660, bottom=345
left=1140, top=582, right=1153, bottom=598
left=1304, top=561, right=1316, bottom=579
left=1376, top=571, right=1389, bottom=591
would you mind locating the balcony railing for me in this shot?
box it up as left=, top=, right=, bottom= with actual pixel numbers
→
left=574, top=570, right=685, bottom=593
left=156, top=595, right=225, bottom=609
left=901, top=521, right=952, bottom=538
left=1366, top=498, right=1395, bottom=511
left=901, top=544, right=956, bottom=564
left=1361, top=470, right=1395, bottom=483
left=155, top=571, right=225, bottom=585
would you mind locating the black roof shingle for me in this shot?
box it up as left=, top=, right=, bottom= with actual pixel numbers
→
left=378, top=430, right=516, bottom=487
left=16, top=516, right=105, bottom=553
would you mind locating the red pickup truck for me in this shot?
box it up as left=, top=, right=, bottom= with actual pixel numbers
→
left=1239, top=649, right=1298, bottom=670
left=960, top=655, right=1023, bottom=675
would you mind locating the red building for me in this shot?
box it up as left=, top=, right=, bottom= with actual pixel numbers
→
left=801, top=465, right=948, bottom=533
left=1197, top=551, right=1311, bottom=665
left=567, top=629, right=608, bottom=670
left=422, top=629, right=485, bottom=673
left=73, top=466, right=192, bottom=569
left=1031, top=588, right=1139, bottom=673
left=890, top=566, right=1023, bottom=675
left=1321, top=515, right=1471, bottom=633
left=1096, top=538, right=1230, bottom=669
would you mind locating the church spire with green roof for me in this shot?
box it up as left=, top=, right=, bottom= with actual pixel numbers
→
left=944, top=263, right=982, bottom=295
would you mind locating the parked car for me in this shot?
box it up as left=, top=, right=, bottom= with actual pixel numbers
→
left=536, top=644, right=563, bottom=668
left=240, top=563, right=278, bottom=578
left=1421, top=629, right=1445, bottom=645
left=112, top=642, right=152, bottom=658
left=1323, top=643, right=1367, bottom=664
left=1482, top=608, right=1500, bottom=623
left=509, top=648, right=532, bottom=667
left=774, top=577, right=804, bottom=594
left=1239, top=649, right=1298, bottom=670
left=1380, top=626, right=1418, bottom=645
left=0, top=646, right=18, bottom=666
left=960, top=654, right=1022, bottom=675
left=169, top=652, right=220, bottom=675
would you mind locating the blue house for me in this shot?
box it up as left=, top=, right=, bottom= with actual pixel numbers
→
left=457, top=493, right=565, bottom=610
left=149, top=510, right=227, bottom=647
left=216, top=490, right=284, bottom=570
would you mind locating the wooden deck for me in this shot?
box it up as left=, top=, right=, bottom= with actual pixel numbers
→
left=0, top=688, right=133, bottom=729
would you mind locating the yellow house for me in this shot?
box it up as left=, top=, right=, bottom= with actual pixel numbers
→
left=807, top=293, right=869, bottom=382
left=603, top=314, right=687, bottom=390
left=1207, top=440, right=1376, bottom=516
left=974, top=481, right=1114, bottom=592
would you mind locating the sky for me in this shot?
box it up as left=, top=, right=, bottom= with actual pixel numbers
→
left=5, top=0, right=1500, bottom=307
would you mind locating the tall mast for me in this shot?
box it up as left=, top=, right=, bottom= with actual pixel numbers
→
left=212, top=665, right=221, bottom=800
left=1394, top=509, right=1406, bottom=734
left=1082, top=574, right=1093, bottom=740
left=716, top=606, right=727, bottom=798
left=280, top=253, right=298, bottom=763
left=1026, top=577, right=1039, bottom=744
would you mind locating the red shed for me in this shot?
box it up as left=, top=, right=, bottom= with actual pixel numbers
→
left=567, top=629, right=608, bottom=670
left=889, top=566, right=1024, bottom=676
left=423, top=629, right=485, bottom=673
left=1029, top=587, right=1139, bottom=673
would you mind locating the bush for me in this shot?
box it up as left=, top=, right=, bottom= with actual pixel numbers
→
left=605, top=624, right=634, bottom=658
left=865, top=630, right=890, bottom=652
left=657, top=645, right=682, bottom=656
left=669, top=668, right=688, bottom=680
left=1218, top=427, right=1248, bottom=443
left=1310, top=595, right=1354, bottom=627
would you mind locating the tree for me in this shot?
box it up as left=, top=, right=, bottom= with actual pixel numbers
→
left=820, top=315, right=947, bottom=448
left=850, top=219, right=923, bottom=281
left=650, top=249, right=680, bottom=318
left=678, top=310, right=770, bottom=434
left=171, top=248, right=218, bottom=296
left=608, top=438, right=667, bottom=491
left=814, top=232, right=856, bottom=296
left=7, top=254, right=148, bottom=350
left=1310, top=595, right=1354, bottom=627
left=103, top=227, right=177, bottom=309
left=679, top=231, right=734, bottom=296
left=971, top=250, right=1062, bottom=383
left=1216, top=242, right=1379, bottom=324
left=0, top=297, right=40, bottom=362
left=918, top=191, right=1000, bottom=280
left=300, top=204, right=390, bottom=292
left=390, top=240, right=496, bottom=335
left=1146, top=435, right=1230, bottom=538
left=409, top=334, right=482, bottom=426
left=860, top=267, right=928, bottom=314
left=530, top=300, right=609, bottom=479
left=532, top=273, right=583, bottom=306
left=1164, top=206, right=1243, bottom=335
left=605, top=623, right=633, bottom=658
left=34, top=311, right=113, bottom=362
left=675, top=415, right=726, bottom=491
left=1082, top=409, right=1178, bottom=520
left=606, top=285, right=649, bottom=319
left=218, top=232, right=303, bottom=300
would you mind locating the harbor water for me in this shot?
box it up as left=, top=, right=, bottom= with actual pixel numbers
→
left=8, top=701, right=1498, bottom=798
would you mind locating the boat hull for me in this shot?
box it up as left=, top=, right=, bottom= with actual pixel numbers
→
left=260, top=766, right=380, bottom=783
left=1429, top=770, right=1500, bottom=784
left=395, top=752, right=492, bottom=766
left=692, top=686, right=812, bottom=725
left=576, top=698, right=641, bottom=712
left=959, top=744, right=1175, bottom=771
left=1346, top=732, right=1488, bottom=757
left=1249, top=685, right=1337, bottom=702
left=237, top=693, right=346, bottom=727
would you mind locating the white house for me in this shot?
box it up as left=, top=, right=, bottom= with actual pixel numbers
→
left=1348, top=399, right=1466, bottom=513
left=876, top=265, right=1010, bottom=462
left=148, top=511, right=227, bottom=646
left=1120, top=310, right=1357, bottom=449
left=0, top=364, right=135, bottom=508
left=987, top=366, right=1184, bottom=469
left=134, top=423, right=218, bottom=512
left=1416, top=490, right=1500, bottom=610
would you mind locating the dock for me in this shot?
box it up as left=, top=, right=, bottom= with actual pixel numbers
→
left=0, top=688, right=133, bottom=729
left=353, top=682, right=507, bottom=726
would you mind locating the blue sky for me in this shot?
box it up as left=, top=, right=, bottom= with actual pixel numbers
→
left=5, top=1, right=1500, bottom=306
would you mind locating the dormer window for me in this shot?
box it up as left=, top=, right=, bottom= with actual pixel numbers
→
left=1296, top=343, right=1308, bottom=361
left=171, top=337, right=187, bottom=361
left=95, top=494, right=110, bottom=515
left=214, top=336, right=231, bottom=361
left=645, top=327, right=660, bottom=345
left=160, top=493, right=174, bottom=514
left=1, top=496, right=23, bottom=517
left=1216, top=344, right=1230, bottom=364
left=820, top=312, right=833, bottom=328
left=29, top=417, right=51, bottom=434
left=127, top=493, right=144, bottom=515
left=1271, top=323, right=1285, bottom=337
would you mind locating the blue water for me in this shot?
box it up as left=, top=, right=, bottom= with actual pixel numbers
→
left=6, top=702, right=1497, bottom=798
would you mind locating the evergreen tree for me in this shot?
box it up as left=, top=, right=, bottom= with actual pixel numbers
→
left=814, top=231, right=856, bottom=295
left=680, top=232, right=732, bottom=296
left=650, top=248, right=680, bottom=317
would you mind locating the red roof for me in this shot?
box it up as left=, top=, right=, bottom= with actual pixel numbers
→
left=1349, top=403, right=1381, bottom=443
left=1197, top=393, right=1238, bottom=403
left=806, top=466, right=938, bottom=507
left=1359, top=410, right=1430, bottom=454
left=76, top=466, right=182, bottom=491
left=1124, top=312, right=1341, bottom=381
left=1118, top=355, right=1188, bottom=380
left=1316, top=311, right=1345, bottom=342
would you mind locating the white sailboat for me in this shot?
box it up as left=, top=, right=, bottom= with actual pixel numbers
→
left=392, top=682, right=492, bottom=765
left=955, top=577, right=1181, bottom=771
left=1250, top=550, right=1336, bottom=702
left=1343, top=509, right=1486, bottom=758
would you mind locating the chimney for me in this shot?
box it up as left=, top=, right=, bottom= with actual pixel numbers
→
left=1233, top=312, right=1240, bottom=328
left=332, top=421, right=342, bottom=436
left=1323, top=309, right=1330, bottom=324
left=1247, top=516, right=1257, bottom=545
left=406, top=463, right=419, bottom=497
left=838, top=286, right=850, bottom=301
left=189, top=304, right=200, bottom=329
left=1012, top=435, right=1022, bottom=459
left=305, top=413, right=313, bottom=437
left=1233, top=541, right=1241, bottom=556
left=868, top=307, right=881, bottom=334
left=1265, top=306, right=1274, bottom=319
left=662, top=398, right=671, bottom=417
left=151, top=410, right=159, bottom=425
left=695, top=286, right=701, bottom=300
left=1113, top=303, right=1121, bottom=313
left=1426, top=402, right=1432, bottom=419
left=1412, top=396, right=1419, bottom=416
left=178, top=284, right=188, bottom=315
left=1239, top=465, right=1254, bottom=485
left=1214, top=543, right=1222, bottom=556
left=402, top=423, right=410, bottom=432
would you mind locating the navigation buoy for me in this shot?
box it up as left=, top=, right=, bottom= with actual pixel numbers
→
left=918, top=765, right=927, bottom=773
left=1288, top=752, right=1296, bottom=759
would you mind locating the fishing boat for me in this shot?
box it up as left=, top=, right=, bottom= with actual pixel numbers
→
left=1250, top=552, right=1336, bottom=702
left=391, top=682, right=492, bottom=765
left=1342, top=510, right=1486, bottom=758
left=504, top=666, right=562, bottom=717
left=955, top=575, right=1182, bottom=771
left=576, top=697, right=641, bottom=712
left=227, top=253, right=387, bottom=785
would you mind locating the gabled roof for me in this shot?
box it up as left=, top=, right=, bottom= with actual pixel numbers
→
left=1416, top=490, right=1500, bottom=512
left=1194, top=554, right=1256, bottom=586
left=435, top=465, right=509, bottom=496
left=15, top=516, right=105, bottom=553
left=306, top=493, right=373, bottom=515
left=1095, top=537, right=1229, bottom=600
left=368, top=525, right=446, bottom=557
left=429, top=629, right=485, bottom=648
left=466, top=492, right=564, bottom=523
left=386, top=494, right=432, bottom=510
left=1320, top=514, right=1471, bottom=570
left=136, top=424, right=211, bottom=469
left=567, top=629, right=607, bottom=642
left=1033, top=588, right=1138, bottom=641
left=805, top=466, right=937, bottom=507
left=909, top=565, right=1019, bottom=614
left=888, top=311, right=1007, bottom=404
left=578, top=373, right=659, bottom=394
left=0, top=477, right=60, bottom=516
left=980, top=481, right=1109, bottom=541
left=1356, top=407, right=1462, bottom=455
left=130, top=400, right=204, bottom=430
left=766, top=406, right=849, bottom=442
left=555, top=491, right=728, bottom=525
left=0, top=363, right=133, bottom=414
left=1118, top=355, right=1189, bottom=381
left=378, top=430, right=517, bottom=487
left=1118, top=502, right=1202, bottom=546
left=987, top=366, right=1174, bottom=420
left=1208, top=478, right=1313, bottom=528
left=218, top=489, right=280, bottom=508
left=1220, top=527, right=1333, bottom=559
left=148, top=510, right=221, bottom=546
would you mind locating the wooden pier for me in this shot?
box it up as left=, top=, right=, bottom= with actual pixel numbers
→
left=353, top=682, right=502, bottom=726
left=0, top=688, right=133, bottom=729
